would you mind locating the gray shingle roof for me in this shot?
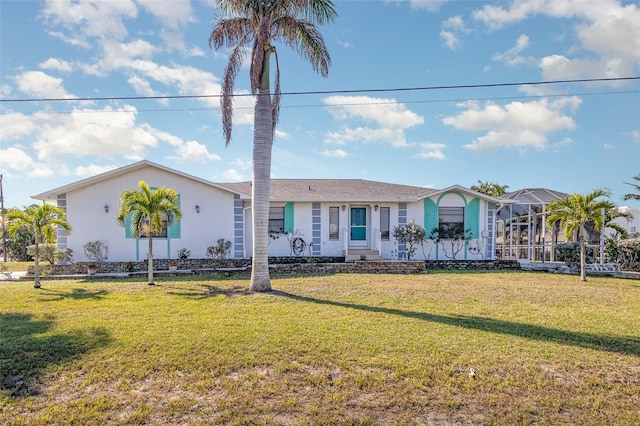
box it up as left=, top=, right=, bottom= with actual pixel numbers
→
left=215, top=179, right=436, bottom=202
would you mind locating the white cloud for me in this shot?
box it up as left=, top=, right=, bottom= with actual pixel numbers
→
left=474, top=0, right=640, bottom=81
left=442, top=97, right=582, bottom=153
left=223, top=169, right=245, bottom=181
left=136, top=0, right=194, bottom=29
left=492, top=34, right=534, bottom=66
left=28, top=106, right=158, bottom=163
left=440, top=15, right=468, bottom=50
left=127, top=75, right=162, bottom=98
left=229, top=158, right=253, bottom=170
left=42, top=0, right=138, bottom=41
left=39, top=58, right=73, bottom=72
left=0, top=112, right=37, bottom=140
left=148, top=129, right=221, bottom=163
left=0, top=147, right=54, bottom=178
left=187, top=46, right=206, bottom=57
left=13, top=71, right=76, bottom=99
left=443, top=15, right=466, bottom=31
left=624, top=130, right=640, bottom=143
left=539, top=54, right=635, bottom=82
left=440, top=31, right=460, bottom=50
left=46, top=30, right=91, bottom=49
left=322, top=96, right=423, bottom=148
left=414, top=143, right=447, bottom=160
left=321, top=149, right=349, bottom=158
left=275, top=129, right=289, bottom=139
left=74, top=164, right=118, bottom=177
left=172, top=140, right=221, bottom=163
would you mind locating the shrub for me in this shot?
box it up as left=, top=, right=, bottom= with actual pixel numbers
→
left=393, top=221, right=426, bottom=260
left=83, top=240, right=109, bottom=264
left=27, top=244, right=73, bottom=265
left=177, top=248, right=191, bottom=260
left=612, top=238, right=640, bottom=271
left=206, top=239, right=233, bottom=263
left=554, top=242, right=595, bottom=268
left=122, top=262, right=136, bottom=272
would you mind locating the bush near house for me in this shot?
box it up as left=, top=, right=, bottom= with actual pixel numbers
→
left=206, top=239, right=233, bottom=264
left=607, top=237, right=640, bottom=271
left=554, top=242, right=595, bottom=269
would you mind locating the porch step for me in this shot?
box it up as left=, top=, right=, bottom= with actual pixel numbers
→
left=344, top=249, right=382, bottom=262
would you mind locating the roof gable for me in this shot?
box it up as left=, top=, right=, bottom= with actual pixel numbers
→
left=32, top=160, right=248, bottom=201
left=426, top=184, right=511, bottom=204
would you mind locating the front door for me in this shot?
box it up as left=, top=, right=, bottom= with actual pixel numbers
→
left=350, top=207, right=368, bottom=247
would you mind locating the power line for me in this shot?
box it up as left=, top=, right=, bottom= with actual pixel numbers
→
left=3, top=89, right=637, bottom=115
left=0, top=76, right=638, bottom=103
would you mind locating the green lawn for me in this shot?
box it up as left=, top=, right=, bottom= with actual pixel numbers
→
left=1, top=272, right=639, bottom=425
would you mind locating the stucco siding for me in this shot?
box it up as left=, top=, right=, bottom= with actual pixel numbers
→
left=63, top=165, right=236, bottom=262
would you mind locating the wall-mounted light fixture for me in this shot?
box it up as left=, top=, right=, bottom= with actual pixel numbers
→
left=104, top=204, right=109, bottom=213
left=341, top=205, right=346, bottom=211
left=374, top=205, right=379, bottom=211
left=195, top=205, right=200, bottom=213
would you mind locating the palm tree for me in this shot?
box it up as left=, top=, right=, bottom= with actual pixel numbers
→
left=116, top=181, right=182, bottom=285
left=623, top=174, right=640, bottom=202
left=470, top=180, right=509, bottom=197
left=6, top=204, right=71, bottom=288
left=584, top=206, right=633, bottom=243
left=547, top=188, right=615, bottom=281
left=209, top=0, right=336, bottom=292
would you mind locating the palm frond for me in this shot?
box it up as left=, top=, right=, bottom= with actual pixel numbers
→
left=274, top=17, right=331, bottom=77
left=623, top=174, right=640, bottom=201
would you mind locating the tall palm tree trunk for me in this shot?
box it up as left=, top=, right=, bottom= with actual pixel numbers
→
left=579, top=225, right=587, bottom=282
left=147, top=235, right=154, bottom=285
left=33, top=236, right=41, bottom=288
left=250, top=86, right=273, bottom=292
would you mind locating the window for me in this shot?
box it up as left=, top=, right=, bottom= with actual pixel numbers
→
left=631, top=225, right=637, bottom=233
left=380, top=207, right=390, bottom=239
left=439, top=207, right=464, bottom=233
left=269, top=207, right=285, bottom=233
left=139, top=214, right=168, bottom=238
left=329, top=206, right=339, bottom=239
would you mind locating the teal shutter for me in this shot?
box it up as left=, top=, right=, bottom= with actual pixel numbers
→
left=284, top=202, right=294, bottom=233
left=167, top=194, right=181, bottom=238
left=125, top=213, right=135, bottom=238
left=465, top=198, right=480, bottom=238
left=424, top=198, right=438, bottom=232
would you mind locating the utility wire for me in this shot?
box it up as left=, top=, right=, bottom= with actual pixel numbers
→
left=4, top=89, right=637, bottom=115
left=0, top=76, right=638, bottom=103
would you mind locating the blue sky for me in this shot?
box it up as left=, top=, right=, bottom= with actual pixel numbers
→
left=1, top=0, right=639, bottom=209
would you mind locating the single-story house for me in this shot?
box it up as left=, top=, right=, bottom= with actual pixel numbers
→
left=33, top=160, right=510, bottom=263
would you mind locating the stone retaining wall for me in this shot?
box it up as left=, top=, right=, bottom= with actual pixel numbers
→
left=269, top=261, right=426, bottom=275
left=26, top=259, right=524, bottom=278
left=25, top=257, right=345, bottom=276
left=425, top=260, right=521, bottom=271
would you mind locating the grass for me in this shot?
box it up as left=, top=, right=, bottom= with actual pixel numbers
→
left=0, top=261, right=34, bottom=273
left=1, top=271, right=639, bottom=425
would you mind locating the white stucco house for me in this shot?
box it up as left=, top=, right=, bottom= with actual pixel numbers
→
left=33, top=160, right=508, bottom=263
left=610, top=206, right=639, bottom=238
